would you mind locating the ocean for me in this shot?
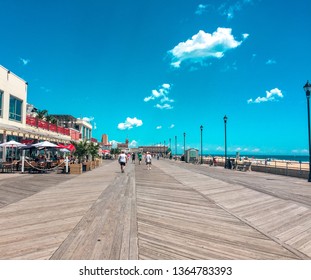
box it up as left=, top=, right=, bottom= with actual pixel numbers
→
left=216, top=154, right=309, bottom=162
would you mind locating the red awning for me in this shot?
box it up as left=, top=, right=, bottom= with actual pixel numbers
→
left=65, top=144, right=76, bottom=151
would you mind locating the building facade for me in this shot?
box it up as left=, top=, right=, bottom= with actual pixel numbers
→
left=138, top=145, right=167, bottom=154
left=0, top=65, right=28, bottom=140
left=101, top=134, right=108, bottom=145
left=0, top=65, right=93, bottom=161
left=50, top=115, right=92, bottom=141
left=117, top=138, right=129, bottom=151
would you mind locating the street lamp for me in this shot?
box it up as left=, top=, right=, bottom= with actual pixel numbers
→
left=175, top=135, right=177, bottom=160
left=224, top=115, right=228, bottom=168
left=200, top=125, right=203, bottom=164
left=183, top=132, right=186, bottom=158
left=304, top=80, right=311, bottom=182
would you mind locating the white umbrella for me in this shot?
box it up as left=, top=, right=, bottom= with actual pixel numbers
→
left=0, top=140, right=26, bottom=147
left=32, top=141, right=58, bottom=148
left=60, top=148, right=70, bottom=153
left=0, top=140, right=26, bottom=163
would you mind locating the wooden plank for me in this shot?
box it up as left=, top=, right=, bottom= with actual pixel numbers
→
left=135, top=162, right=302, bottom=260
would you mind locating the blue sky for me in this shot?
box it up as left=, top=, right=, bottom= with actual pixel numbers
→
left=1, top=0, right=311, bottom=155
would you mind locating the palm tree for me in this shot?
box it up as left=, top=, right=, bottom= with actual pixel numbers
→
left=88, top=142, right=100, bottom=161
left=36, top=109, right=48, bottom=120
left=45, top=115, right=57, bottom=124
left=72, top=141, right=89, bottom=163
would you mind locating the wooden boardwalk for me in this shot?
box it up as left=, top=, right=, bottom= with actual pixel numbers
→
left=0, top=159, right=311, bottom=259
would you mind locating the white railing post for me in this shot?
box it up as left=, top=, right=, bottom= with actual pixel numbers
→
left=65, top=156, right=69, bottom=173
left=21, top=150, right=25, bottom=173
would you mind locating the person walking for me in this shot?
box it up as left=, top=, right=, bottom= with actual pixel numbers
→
left=145, top=151, right=152, bottom=170
left=118, top=151, right=127, bottom=173
left=131, top=152, right=136, bottom=163
left=138, top=152, right=142, bottom=165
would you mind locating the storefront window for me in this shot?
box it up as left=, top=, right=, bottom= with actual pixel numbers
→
left=9, top=95, right=23, bottom=122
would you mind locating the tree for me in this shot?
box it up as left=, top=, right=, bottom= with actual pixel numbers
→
left=36, top=109, right=48, bottom=120
left=88, top=142, right=100, bottom=160
left=72, top=141, right=89, bottom=163
left=45, top=115, right=57, bottom=124
left=110, top=148, right=121, bottom=155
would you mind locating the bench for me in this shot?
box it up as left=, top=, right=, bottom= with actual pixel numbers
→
left=236, top=162, right=252, bottom=172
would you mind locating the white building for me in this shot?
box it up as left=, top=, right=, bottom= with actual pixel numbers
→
left=0, top=65, right=72, bottom=161
left=0, top=65, right=28, bottom=133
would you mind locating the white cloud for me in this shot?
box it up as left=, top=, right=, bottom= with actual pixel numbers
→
left=40, top=86, right=51, bottom=93
left=143, top=96, right=154, bottom=102
left=162, top=83, right=171, bottom=89
left=156, top=126, right=162, bottom=129
left=144, top=83, right=174, bottom=110
left=117, top=117, right=143, bottom=130
left=82, top=116, right=94, bottom=122
left=155, top=104, right=173, bottom=110
left=169, top=28, right=248, bottom=68
left=110, top=140, right=119, bottom=148
left=77, top=116, right=95, bottom=124
left=20, top=57, right=30, bottom=65
left=129, top=140, right=138, bottom=148
left=218, top=0, right=253, bottom=20
left=195, top=4, right=207, bottom=15
left=144, top=83, right=172, bottom=102
left=247, top=88, right=283, bottom=104
left=266, top=59, right=276, bottom=65
left=169, top=124, right=175, bottom=129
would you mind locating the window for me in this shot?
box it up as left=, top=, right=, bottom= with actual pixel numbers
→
left=0, top=90, right=3, bottom=117
left=9, top=95, right=23, bottom=122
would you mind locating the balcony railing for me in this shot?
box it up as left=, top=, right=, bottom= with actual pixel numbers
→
left=26, top=116, right=73, bottom=137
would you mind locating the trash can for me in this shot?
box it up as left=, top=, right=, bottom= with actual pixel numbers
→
left=225, top=159, right=232, bottom=169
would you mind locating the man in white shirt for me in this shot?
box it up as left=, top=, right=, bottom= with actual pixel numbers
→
left=145, top=151, right=152, bottom=170
left=118, top=151, right=127, bottom=173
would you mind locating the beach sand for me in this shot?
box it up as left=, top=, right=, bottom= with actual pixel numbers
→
left=208, top=156, right=309, bottom=171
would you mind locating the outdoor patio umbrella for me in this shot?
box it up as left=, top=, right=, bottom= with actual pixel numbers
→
left=32, top=141, right=58, bottom=148
left=60, top=148, right=70, bottom=153
left=0, top=140, right=26, bottom=147
left=0, top=140, right=26, bottom=162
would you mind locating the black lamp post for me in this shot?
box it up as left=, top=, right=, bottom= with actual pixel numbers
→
left=175, top=135, right=177, bottom=160
left=200, top=125, right=203, bottom=164
left=304, top=80, right=311, bottom=182
left=183, top=132, right=186, bottom=158
left=224, top=115, right=228, bottom=168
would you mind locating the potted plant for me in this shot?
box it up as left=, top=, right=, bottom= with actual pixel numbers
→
left=71, top=141, right=89, bottom=174
left=88, top=142, right=100, bottom=168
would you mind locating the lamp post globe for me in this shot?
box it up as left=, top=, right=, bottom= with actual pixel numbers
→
left=304, top=81, right=311, bottom=182
left=224, top=115, right=228, bottom=169
left=200, top=125, right=203, bottom=164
